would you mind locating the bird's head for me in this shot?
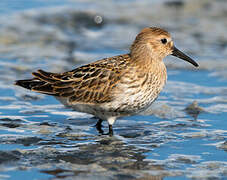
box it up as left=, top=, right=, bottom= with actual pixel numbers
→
left=130, top=27, right=198, bottom=67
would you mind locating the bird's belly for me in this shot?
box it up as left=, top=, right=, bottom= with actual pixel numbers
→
left=119, top=91, right=157, bottom=114
left=106, top=83, right=163, bottom=115
left=107, top=64, right=167, bottom=115
left=55, top=79, right=165, bottom=118
left=55, top=93, right=155, bottom=119
left=55, top=96, right=121, bottom=119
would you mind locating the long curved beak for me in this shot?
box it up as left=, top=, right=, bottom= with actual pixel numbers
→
left=172, top=46, right=199, bottom=67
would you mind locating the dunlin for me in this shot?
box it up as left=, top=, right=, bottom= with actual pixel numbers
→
left=15, top=27, right=198, bottom=135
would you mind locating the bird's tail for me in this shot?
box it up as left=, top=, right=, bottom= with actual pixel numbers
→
left=14, top=69, right=57, bottom=95
left=14, top=79, right=45, bottom=90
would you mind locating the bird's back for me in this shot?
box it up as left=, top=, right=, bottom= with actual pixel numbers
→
left=15, top=54, right=131, bottom=104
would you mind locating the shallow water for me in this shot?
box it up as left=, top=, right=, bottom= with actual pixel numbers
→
left=0, top=0, right=227, bottom=180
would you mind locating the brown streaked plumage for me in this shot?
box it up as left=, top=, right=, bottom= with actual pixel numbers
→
left=15, top=27, right=198, bottom=136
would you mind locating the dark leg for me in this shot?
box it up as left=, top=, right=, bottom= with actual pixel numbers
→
left=95, top=119, right=114, bottom=136
left=108, top=124, right=113, bottom=136
left=95, top=119, right=104, bottom=134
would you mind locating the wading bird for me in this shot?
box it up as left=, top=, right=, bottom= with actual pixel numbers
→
left=15, top=27, right=198, bottom=135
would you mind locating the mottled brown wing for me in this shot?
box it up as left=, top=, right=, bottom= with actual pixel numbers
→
left=29, top=54, right=131, bottom=104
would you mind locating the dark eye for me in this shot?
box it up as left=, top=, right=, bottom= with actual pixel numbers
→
left=161, top=38, right=167, bottom=44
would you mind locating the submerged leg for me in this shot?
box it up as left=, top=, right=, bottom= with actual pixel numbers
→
left=95, top=117, right=116, bottom=136
left=95, top=119, right=104, bottom=134
left=108, top=124, right=113, bottom=136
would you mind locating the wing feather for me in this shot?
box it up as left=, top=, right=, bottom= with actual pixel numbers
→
left=16, top=54, right=131, bottom=104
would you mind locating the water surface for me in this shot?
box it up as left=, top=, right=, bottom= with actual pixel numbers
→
left=0, top=0, right=227, bottom=179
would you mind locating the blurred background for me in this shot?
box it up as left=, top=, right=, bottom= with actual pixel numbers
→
left=0, top=0, right=226, bottom=180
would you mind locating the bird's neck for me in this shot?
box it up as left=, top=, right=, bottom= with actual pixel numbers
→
left=130, top=42, right=164, bottom=66
left=130, top=51, right=163, bottom=69
left=129, top=47, right=167, bottom=83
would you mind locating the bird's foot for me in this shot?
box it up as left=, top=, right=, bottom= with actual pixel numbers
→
left=101, top=125, right=113, bottom=136
left=96, top=125, right=113, bottom=136
left=95, top=119, right=114, bottom=136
